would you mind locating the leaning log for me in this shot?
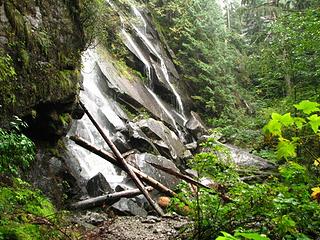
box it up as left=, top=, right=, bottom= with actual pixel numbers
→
left=70, top=186, right=153, bottom=210
left=146, top=161, right=210, bottom=190
left=70, top=136, right=177, bottom=198
left=76, top=103, right=164, bottom=216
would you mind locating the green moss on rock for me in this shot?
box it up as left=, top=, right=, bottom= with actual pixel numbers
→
left=0, top=179, right=59, bottom=240
left=0, top=0, right=87, bottom=127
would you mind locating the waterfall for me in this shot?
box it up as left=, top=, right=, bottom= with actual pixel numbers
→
left=65, top=49, right=125, bottom=188
left=130, top=7, right=186, bottom=121
left=64, top=0, right=192, bottom=200
left=107, top=0, right=187, bottom=122
left=114, top=2, right=184, bottom=131
left=121, top=29, right=151, bottom=80
left=121, top=29, right=179, bottom=130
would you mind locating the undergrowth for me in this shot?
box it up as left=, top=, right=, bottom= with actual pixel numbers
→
left=173, top=112, right=320, bottom=240
left=0, top=119, right=80, bottom=239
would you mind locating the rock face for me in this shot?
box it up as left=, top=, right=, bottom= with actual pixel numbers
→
left=225, top=144, right=276, bottom=170
left=0, top=0, right=87, bottom=131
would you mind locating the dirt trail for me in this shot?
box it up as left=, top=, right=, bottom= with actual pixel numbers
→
left=73, top=212, right=191, bottom=240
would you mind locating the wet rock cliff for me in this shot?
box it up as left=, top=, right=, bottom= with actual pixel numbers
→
left=0, top=0, right=87, bottom=135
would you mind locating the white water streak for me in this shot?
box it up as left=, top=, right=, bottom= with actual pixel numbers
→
left=131, top=19, right=186, bottom=121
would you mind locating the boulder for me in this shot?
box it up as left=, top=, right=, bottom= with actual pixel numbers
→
left=136, top=118, right=187, bottom=162
left=186, top=111, right=208, bottom=139
left=112, top=198, right=148, bottom=217
left=86, top=172, right=113, bottom=197
left=185, top=141, right=198, bottom=151
left=225, top=144, right=276, bottom=170
left=112, top=132, right=131, bottom=153
left=127, top=122, right=160, bottom=154
left=133, top=153, right=180, bottom=189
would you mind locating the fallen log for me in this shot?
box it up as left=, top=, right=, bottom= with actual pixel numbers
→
left=80, top=101, right=164, bottom=216
left=70, top=186, right=153, bottom=210
left=75, top=102, right=165, bottom=216
left=146, top=161, right=210, bottom=190
left=70, top=136, right=177, bottom=198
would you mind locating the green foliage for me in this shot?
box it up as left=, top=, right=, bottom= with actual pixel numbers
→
left=216, top=231, right=270, bottom=240
left=0, top=54, right=16, bottom=82
left=263, top=100, right=319, bottom=161
left=174, top=135, right=320, bottom=239
left=0, top=118, right=35, bottom=175
left=248, top=9, right=320, bottom=101
left=0, top=178, right=78, bottom=240
left=294, top=100, right=320, bottom=115
left=0, top=53, right=17, bottom=108
left=148, top=0, right=242, bottom=118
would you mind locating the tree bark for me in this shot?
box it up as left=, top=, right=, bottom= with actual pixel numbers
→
left=70, top=136, right=177, bottom=198
left=70, top=186, right=153, bottom=210
left=79, top=101, right=164, bottom=216
left=145, top=161, right=210, bottom=190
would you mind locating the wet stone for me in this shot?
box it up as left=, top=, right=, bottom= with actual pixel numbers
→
left=86, top=172, right=113, bottom=197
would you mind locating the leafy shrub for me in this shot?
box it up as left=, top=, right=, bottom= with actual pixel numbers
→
left=0, top=118, right=35, bottom=175
left=263, top=100, right=320, bottom=161
left=175, top=134, right=320, bottom=239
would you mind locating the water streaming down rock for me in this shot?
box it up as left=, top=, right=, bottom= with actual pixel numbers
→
left=130, top=6, right=187, bottom=122
left=64, top=1, right=196, bottom=213
left=146, top=87, right=178, bottom=129
left=121, top=29, right=151, bottom=80
left=65, top=49, right=126, bottom=189
left=107, top=0, right=187, bottom=124
left=118, top=4, right=182, bottom=132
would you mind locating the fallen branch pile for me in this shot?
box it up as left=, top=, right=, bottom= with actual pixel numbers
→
left=69, top=101, right=206, bottom=215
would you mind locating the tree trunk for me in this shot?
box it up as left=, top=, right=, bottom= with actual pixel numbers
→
left=145, top=161, right=210, bottom=190
left=79, top=101, right=164, bottom=216
left=70, top=187, right=153, bottom=210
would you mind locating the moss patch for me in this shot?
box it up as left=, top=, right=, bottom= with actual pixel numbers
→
left=0, top=0, right=85, bottom=126
left=0, top=179, right=58, bottom=240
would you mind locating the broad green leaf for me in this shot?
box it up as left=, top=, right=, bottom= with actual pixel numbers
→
left=308, top=114, right=320, bottom=133
left=294, top=100, right=320, bottom=115
left=279, top=113, right=294, bottom=127
left=271, top=112, right=282, bottom=121
left=235, top=232, right=270, bottom=240
left=263, top=119, right=282, bottom=136
left=216, top=232, right=238, bottom=240
left=277, top=139, right=297, bottom=159
left=293, top=117, right=306, bottom=129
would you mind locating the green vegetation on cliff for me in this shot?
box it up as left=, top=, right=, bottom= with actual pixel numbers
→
left=0, top=120, right=78, bottom=239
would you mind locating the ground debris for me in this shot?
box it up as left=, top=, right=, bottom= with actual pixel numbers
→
left=82, top=214, right=191, bottom=240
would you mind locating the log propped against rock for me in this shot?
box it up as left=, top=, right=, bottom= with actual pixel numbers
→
left=145, top=161, right=210, bottom=190
left=70, top=186, right=153, bottom=210
left=79, top=101, right=164, bottom=216
left=70, top=136, right=178, bottom=198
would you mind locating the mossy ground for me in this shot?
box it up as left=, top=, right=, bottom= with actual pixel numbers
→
left=0, top=178, right=81, bottom=240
